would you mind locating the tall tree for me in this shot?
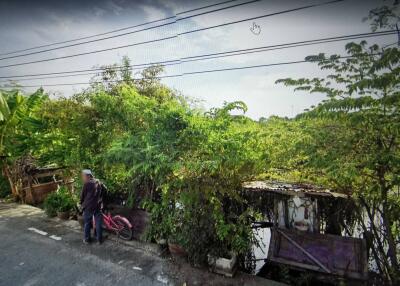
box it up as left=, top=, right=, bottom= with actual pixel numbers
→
left=277, top=41, right=400, bottom=284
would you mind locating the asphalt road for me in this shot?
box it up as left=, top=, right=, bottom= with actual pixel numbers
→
left=0, top=202, right=285, bottom=286
left=0, top=203, right=170, bottom=286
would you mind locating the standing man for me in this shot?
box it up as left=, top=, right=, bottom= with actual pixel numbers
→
left=80, top=169, right=103, bottom=244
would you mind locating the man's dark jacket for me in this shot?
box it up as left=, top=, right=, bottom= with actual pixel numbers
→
left=80, top=179, right=102, bottom=213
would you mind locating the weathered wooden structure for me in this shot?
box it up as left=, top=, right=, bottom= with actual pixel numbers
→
left=243, top=181, right=368, bottom=281
left=2, top=155, right=73, bottom=205
left=268, top=228, right=368, bottom=280
left=21, top=166, right=72, bottom=204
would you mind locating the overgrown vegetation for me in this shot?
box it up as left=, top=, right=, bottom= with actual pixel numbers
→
left=43, top=187, right=76, bottom=217
left=0, top=4, right=399, bottom=285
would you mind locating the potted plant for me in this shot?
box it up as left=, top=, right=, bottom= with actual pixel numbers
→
left=207, top=251, right=238, bottom=277
left=56, top=190, right=75, bottom=220
left=43, top=192, right=60, bottom=217
left=43, top=187, right=75, bottom=220
left=168, top=240, right=187, bottom=257
left=167, top=219, right=187, bottom=257
left=144, top=199, right=173, bottom=246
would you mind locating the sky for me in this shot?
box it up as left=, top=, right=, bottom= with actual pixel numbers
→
left=0, top=0, right=394, bottom=119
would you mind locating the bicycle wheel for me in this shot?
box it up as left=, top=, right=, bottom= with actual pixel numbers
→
left=113, top=216, right=133, bottom=240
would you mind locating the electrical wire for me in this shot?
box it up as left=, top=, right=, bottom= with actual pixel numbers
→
left=0, top=36, right=177, bottom=69
left=382, top=41, right=398, bottom=49
left=0, top=59, right=181, bottom=79
left=180, top=30, right=395, bottom=61
left=0, top=0, right=242, bottom=57
left=0, top=0, right=262, bottom=61
left=0, top=54, right=370, bottom=89
left=0, top=0, right=345, bottom=68
left=178, top=0, right=344, bottom=35
left=0, top=30, right=395, bottom=82
left=176, top=0, right=239, bottom=15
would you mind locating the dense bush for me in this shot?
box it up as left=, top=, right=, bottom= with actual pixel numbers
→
left=43, top=192, right=59, bottom=217
left=0, top=174, right=11, bottom=198
left=43, top=187, right=76, bottom=216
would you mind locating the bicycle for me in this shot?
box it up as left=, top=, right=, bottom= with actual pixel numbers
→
left=93, top=210, right=133, bottom=241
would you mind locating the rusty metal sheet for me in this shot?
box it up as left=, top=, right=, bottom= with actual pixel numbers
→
left=243, top=181, right=349, bottom=198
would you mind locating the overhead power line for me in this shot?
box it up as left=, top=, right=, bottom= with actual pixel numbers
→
left=0, top=0, right=345, bottom=68
left=180, top=30, right=395, bottom=61
left=0, top=0, right=242, bottom=57
left=0, top=54, right=361, bottom=89
left=0, top=36, right=177, bottom=69
left=0, top=30, right=395, bottom=82
left=179, top=0, right=344, bottom=35
left=0, top=59, right=181, bottom=79
left=176, top=0, right=241, bottom=15
left=382, top=41, right=398, bottom=49
left=0, top=0, right=262, bottom=61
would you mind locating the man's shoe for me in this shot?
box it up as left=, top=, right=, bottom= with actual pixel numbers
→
left=83, top=239, right=90, bottom=244
left=97, top=239, right=103, bottom=245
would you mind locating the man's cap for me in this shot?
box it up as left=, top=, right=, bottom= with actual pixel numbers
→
left=82, top=169, right=93, bottom=176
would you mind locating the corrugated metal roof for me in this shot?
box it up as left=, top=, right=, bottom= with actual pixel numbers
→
left=242, top=181, right=348, bottom=199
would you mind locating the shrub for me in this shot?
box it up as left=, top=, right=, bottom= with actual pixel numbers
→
left=43, top=192, right=60, bottom=217
left=0, top=174, right=11, bottom=198
left=57, top=192, right=75, bottom=212
left=43, top=187, right=76, bottom=216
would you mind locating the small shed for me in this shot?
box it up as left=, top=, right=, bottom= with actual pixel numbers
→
left=242, top=181, right=368, bottom=281
left=243, top=181, right=349, bottom=234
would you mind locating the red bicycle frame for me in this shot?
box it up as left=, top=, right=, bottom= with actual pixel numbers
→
left=93, top=211, right=132, bottom=232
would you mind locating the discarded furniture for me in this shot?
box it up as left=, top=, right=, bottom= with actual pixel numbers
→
left=242, top=181, right=367, bottom=282
left=269, top=228, right=368, bottom=280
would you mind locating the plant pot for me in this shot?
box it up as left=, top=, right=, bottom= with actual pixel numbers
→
left=168, top=242, right=187, bottom=257
left=207, top=252, right=238, bottom=277
left=156, top=238, right=167, bottom=245
left=57, top=211, right=70, bottom=220
left=77, top=215, right=84, bottom=228
left=45, top=210, right=57, bottom=218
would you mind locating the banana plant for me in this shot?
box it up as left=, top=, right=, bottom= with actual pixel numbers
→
left=0, top=90, right=10, bottom=121
left=0, top=89, right=45, bottom=157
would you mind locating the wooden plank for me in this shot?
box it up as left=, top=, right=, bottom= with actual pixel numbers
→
left=267, top=229, right=368, bottom=280
left=269, top=257, right=321, bottom=272
left=21, top=180, right=63, bottom=190
left=32, top=170, right=62, bottom=179
left=277, top=229, right=331, bottom=273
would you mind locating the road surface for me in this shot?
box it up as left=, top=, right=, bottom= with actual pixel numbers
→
left=0, top=203, right=172, bottom=286
left=0, top=202, right=285, bottom=286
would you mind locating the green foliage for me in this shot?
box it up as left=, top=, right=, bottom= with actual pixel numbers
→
left=0, top=90, right=10, bottom=121
left=364, top=0, right=400, bottom=31
left=276, top=40, right=400, bottom=283
left=0, top=88, right=46, bottom=158
left=0, top=174, right=11, bottom=198
left=43, top=187, right=76, bottom=216
left=0, top=62, right=264, bottom=266
left=43, top=192, right=60, bottom=217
